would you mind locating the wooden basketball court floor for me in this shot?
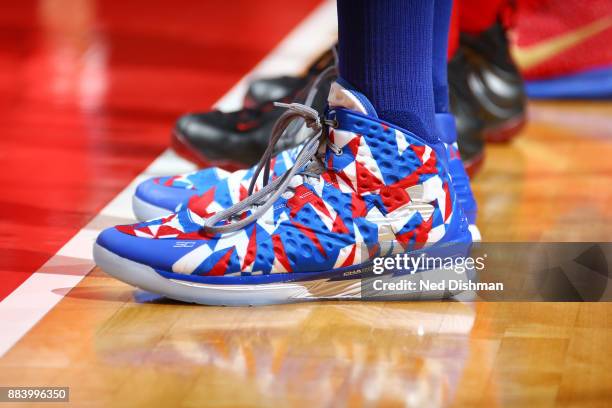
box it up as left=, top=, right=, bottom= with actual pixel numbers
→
left=1, top=1, right=612, bottom=407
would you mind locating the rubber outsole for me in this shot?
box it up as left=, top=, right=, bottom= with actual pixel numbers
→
left=469, top=224, right=482, bottom=242
left=93, top=243, right=473, bottom=306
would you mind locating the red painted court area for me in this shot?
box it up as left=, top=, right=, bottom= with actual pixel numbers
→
left=0, top=0, right=322, bottom=300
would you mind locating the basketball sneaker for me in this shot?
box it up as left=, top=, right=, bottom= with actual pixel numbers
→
left=94, top=81, right=473, bottom=305
left=448, top=49, right=486, bottom=175
left=172, top=102, right=288, bottom=171
left=460, top=22, right=527, bottom=142
left=172, top=54, right=334, bottom=170
left=513, top=0, right=612, bottom=99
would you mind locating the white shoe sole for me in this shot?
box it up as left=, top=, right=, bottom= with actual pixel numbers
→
left=469, top=224, right=482, bottom=242
left=94, top=243, right=474, bottom=306
left=132, top=195, right=173, bottom=221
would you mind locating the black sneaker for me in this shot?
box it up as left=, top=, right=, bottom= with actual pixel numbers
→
left=460, top=21, right=527, bottom=142
left=171, top=65, right=334, bottom=170
left=448, top=50, right=486, bottom=177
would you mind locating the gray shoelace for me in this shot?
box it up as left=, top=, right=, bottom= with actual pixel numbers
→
left=276, top=63, right=337, bottom=150
left=202, top=103, right=339, bottom=235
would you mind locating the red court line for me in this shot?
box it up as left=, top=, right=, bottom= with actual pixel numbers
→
left=0, top=0, right=323, bottom=300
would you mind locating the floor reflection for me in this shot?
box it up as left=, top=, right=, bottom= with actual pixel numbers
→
left=474, top=101, right=612, bottom=241
left=96, top=301, right=475, bottom=406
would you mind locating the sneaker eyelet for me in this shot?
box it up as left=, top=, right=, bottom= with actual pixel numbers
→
left=335, top=148, right=343, bottom=156
left=325, top=119, right=339, bottom=128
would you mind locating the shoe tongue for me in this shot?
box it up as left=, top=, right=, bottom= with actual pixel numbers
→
left=327, top=81, right=379, bottom=118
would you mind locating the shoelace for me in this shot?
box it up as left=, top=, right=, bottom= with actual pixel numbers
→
left=276, top=63, right=337, bottom=150
left=202, top=103, right=339, bottom=235
left=275, top=47, right=338, bottom=149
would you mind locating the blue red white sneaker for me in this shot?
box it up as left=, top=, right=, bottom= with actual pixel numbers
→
left=94, top=81, right=473, bottom=305
left=133, top=114, right=480, bottom=239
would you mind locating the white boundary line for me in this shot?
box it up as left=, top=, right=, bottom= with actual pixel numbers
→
left=0, top=0, right=337, bottom=357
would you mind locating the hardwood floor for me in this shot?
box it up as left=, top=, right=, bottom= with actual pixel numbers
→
left=475, top=101, right=612, bottom=242
left=1, top=1, right=612, bottom=406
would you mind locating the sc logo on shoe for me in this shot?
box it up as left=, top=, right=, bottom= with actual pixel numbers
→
left=173, top=241, right=196, bottom=248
